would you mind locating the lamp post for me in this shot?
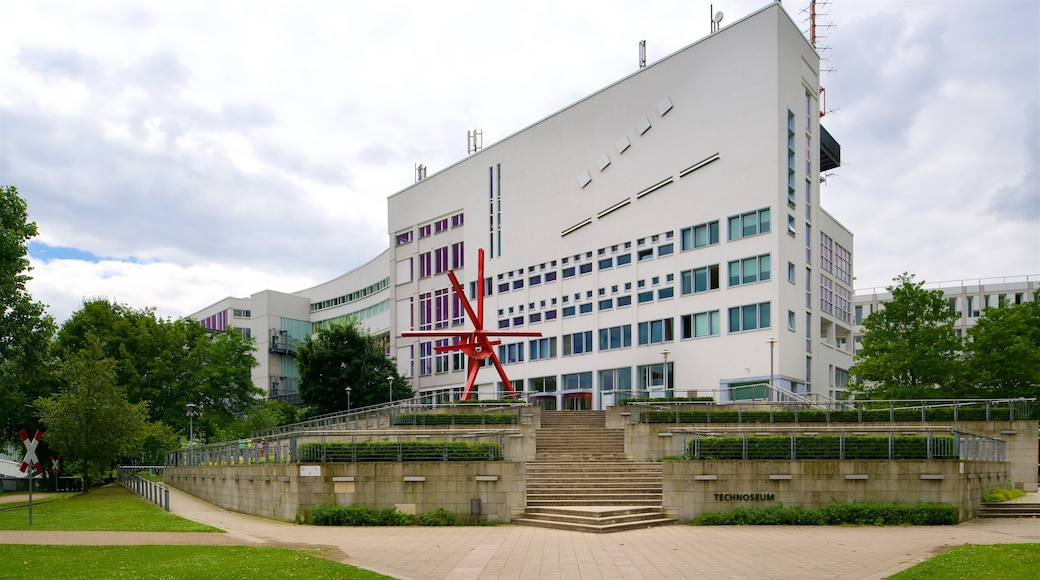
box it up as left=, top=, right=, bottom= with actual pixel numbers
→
left=185, top=403, right=199, bottom=466
left=345, top=386, right=352, bottom=412
left=660, top=349, right=671, bottom=397
left=387, top=375, right=395, bottom=404
left=767, top=338, right=778, bottom=401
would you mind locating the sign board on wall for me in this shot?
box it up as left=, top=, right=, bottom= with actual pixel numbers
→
left=300, top=465, right=321, bottom=477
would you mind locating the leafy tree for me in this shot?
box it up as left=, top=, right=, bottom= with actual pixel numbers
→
left=0, top=185, right=57, bottom=445
left=297, top=321, right=409, bottom=415
left=52, top=299, right=260, bottom=442
left=211, top=399, right=303, bottom=441
left=138, top=421, right=184, bottom=465
left=36, top=335, right=148, bottom=489
left=959, top=300, right=1040, bottom=399
left=849, top=273, right=961, bottom=399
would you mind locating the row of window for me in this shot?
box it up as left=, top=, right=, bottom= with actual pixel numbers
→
left=396, top=213, right=464, bottom=246
left=418, top=243, right=465, bottom=279
left=310, top=278, right=391, bottom=312
left=483, top=304, right=772, bottom=363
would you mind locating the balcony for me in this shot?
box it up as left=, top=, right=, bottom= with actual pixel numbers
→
left=819, top=125, right=841, bottom=172
left=269, top=329, right=298, bottom=356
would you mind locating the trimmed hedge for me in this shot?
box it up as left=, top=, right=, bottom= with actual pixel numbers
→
left=687, top=435, right=957, bottom=460
left=298, top=440, right=503, bottom=462
left=392, top=413, right=517, bottom=426
left=643, top=405, right=1018, bottom=424
left=311, top=505, right=412, bottom=526
left=692, top=502, right=959, bottom=526
left=623, top=396, right=715, bottom=403
left=310, top=505, right=468, bottom=526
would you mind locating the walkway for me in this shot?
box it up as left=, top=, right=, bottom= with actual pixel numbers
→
left=3, top=488, right=1038, bottom=579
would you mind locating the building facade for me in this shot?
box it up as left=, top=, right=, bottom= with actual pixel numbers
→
left=853, top=276, right=1040, bottom=355
left=192, top=3, right=855, bottom=408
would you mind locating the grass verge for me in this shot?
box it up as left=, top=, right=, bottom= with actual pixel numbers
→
left=887, top=544, right=1040, bottom=579
left=0, top=484, right=219, bottom=532
left=0, top=545, right=392, bottom=579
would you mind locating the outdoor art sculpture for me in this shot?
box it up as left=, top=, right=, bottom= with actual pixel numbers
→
left=401, top=249, right=541, bottom=400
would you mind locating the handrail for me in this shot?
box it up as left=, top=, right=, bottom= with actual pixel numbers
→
left=116, top=466, right=169, bottom=512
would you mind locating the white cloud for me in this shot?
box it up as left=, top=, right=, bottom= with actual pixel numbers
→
left=3, top=0, right=1038, bottom=322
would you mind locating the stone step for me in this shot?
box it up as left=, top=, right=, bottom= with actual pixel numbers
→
left=509, top=517, right=673, bottom=536
left=977, top=503, right=1040, bottom=518
left=526, top=497, right=666, bottom=508
left=527, top=493, right=663, bottom=504
left=514, top=506, right=676, bottom=532
left=528, top=465, right=657, bottom=476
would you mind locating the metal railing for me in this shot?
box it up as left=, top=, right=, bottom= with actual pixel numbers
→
left=167, top=428, right=518, bottom=466
left=677, top=426, right=1006, bottom=462
left=116, top=466, right=170, bottom=511
left=249, top=399, right=526, bottom=439
left=634, top=397, right=1034, bottom=424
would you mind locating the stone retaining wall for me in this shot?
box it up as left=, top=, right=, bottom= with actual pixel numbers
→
left=166, top=461, right=525, bottom=523
left=663, top=459, right=1008, bottom=521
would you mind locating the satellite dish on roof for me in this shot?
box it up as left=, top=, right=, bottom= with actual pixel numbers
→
left=714, top=11, right=724, bottom=24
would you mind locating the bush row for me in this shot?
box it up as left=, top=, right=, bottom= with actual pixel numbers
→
left=643, top=406, right=1016, bottom=424
left=310, top=505, right=465, bottom=526
left=686, top=435, right=957, bottom=460
left=692, top=503, right=959, bottom=526
left=392, top=413, right=517, bottom=426
left=298, top=441, right=503, bottom=462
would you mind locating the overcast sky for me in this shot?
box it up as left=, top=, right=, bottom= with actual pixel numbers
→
left=2, top=0, right=1037, bottom=323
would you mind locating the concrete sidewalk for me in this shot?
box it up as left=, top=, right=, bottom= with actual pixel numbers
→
left=4, top=487, right=1038, bottom=579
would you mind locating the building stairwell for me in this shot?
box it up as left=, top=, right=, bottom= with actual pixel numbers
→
left=511, top=410, right=677, bottom=532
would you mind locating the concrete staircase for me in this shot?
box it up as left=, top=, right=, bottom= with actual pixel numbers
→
left=977, top=502, right=1040, bottom=518
left=513, top=410, right=677, bottom=532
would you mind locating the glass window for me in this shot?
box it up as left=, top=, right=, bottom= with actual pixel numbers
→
left=638, top=318, right=674, bottom=345
left=728, top=208, right=770, bottom=241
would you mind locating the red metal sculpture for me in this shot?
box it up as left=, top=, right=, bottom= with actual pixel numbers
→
left=401, top=248, right=541, bottom=400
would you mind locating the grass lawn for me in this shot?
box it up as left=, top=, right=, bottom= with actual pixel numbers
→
left=0, top=484, right=219, bottom=532
left=888, top=544, right=1040, bottom=579
left=0, top=545, right=393, bottom=579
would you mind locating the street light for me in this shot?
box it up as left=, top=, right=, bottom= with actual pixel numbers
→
left=767, top=338, right=778, bottom=401
left=185, top=403, right=199, bottom=466
left=345, top=386, right=352, bottom=412
left=387, top=375, right=395, bottom=404
left=661, top=349, right=671, bottom=397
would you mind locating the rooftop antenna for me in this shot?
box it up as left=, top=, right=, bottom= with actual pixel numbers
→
left=801, top=0, right=836, bottom=73
left=638, top=39, right=646, bottom=69
left=414, top=163, right=427, bottom=183
left=710, top=5, right=724, bottom=33
left=467, top=129, right=482, bottom=155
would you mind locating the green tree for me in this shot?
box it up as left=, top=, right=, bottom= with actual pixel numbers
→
left=297, top=321, right=409, bottom=415
left=849, top=273, right=961, bottom=399
left=0, top=185, right=57, bottom=445
left=959, top=300, right=1040, bottom=399
left=211, top=399, right=302, bottom=441
left=138, top=421, right=184, bottom=465
left=36, top=336, right=148, bottom=489
left=52, top=299, right=260, bottom=442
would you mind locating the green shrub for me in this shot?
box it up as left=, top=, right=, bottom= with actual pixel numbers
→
left=692, top=503, right=957, bottom=526
left=310, top=505, right=411, bottom=526
left=982, top=487, right=1026, bottom=503
left=392, top=413, right=517, bottom=426
left=642, top=405, right=1018, bottom=424
left=687, top=435, right=957, bottom=460
left=298, top=440, right=503, bottom=462
left=418, top=508, right=462, bottom=526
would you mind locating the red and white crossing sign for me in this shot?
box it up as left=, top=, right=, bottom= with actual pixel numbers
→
left=19, top=429, right=43, bottom=475
left=50, top=456, right=61, bottom=474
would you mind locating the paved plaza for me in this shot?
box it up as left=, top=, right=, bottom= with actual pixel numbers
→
left=2, top=487, right=1037, bottom=579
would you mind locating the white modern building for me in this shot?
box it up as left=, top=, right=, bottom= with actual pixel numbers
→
left=853, top=276, right=1039, bottom=355
left=192, top=2, right=854, bottom=408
